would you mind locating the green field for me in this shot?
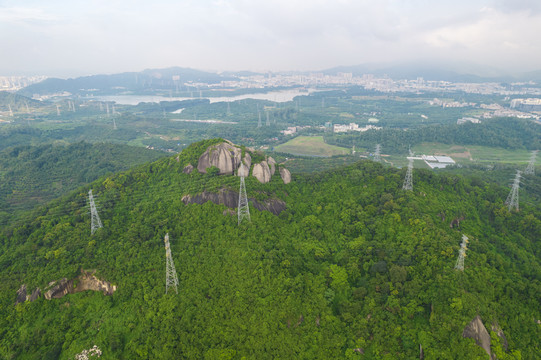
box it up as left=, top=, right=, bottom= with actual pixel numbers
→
left=275, top=136, right=350, bottom=157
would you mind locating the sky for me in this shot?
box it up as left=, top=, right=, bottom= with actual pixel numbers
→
left=1, top=0, right=540, bottom=77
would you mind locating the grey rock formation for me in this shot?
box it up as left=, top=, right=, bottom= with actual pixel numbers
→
left=44, top=270, right=116, bottom=300
left=267, top=156, right=276, bottom=175
left=252, top=161, right=272, bottom=183
left=197, top=142, right=242, bottom=175
left=279, top=167, right=291, bottom=184
left=238, top=163, right=250, bottom=178
left=463, top=315, right=492, bottom=358
left=183, top=164, right=194, bottom=174
left=15, top=284, right=27, bottom=305
left=182, top=189, right=286, bottom=215
left=28, top=287, right=41, bottom=302
left=44, top=278, right=72, bottom=300
left=242, top=152, right=251, bottom=170
left=491, top=322, right=508, bottom=351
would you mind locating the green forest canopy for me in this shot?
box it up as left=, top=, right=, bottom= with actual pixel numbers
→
left=0, top=139, right=539, bottom=359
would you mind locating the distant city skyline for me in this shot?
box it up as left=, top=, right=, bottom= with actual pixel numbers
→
left=1, top=0, right=540, bottom=77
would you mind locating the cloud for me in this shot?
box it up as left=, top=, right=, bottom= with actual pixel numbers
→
left=0, top=0, right=540, bottom=76
left=0, top=6, right=58, bottom=23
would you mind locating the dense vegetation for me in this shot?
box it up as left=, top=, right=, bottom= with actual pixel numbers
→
left=0, top=140, right=539, bottom=359
left=0, top=142, right=166, bottom=225
left=325, top=118, right=541, bottom=154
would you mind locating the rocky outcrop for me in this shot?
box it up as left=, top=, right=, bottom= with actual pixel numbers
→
left=463, top=315, right=492, bottom=358
left=29, top=287, right=41, bottom=302
left=183, top=164, right=194, bottom=174
left=182, top=189, right=286, bottom=215
left=279, top=167, right=291, bottom=184
left=44, top=278, right=72, bottom=300
left=253, top=161, right=272, bottom=183
left=251, top=197, right=287, bottom=215
left=238, top=163, right=250, bottom=178
left=267, top=157, right=276, bottom=175
left=75, top=270, right=117, bottom=295
left=182, top=189, right=238, bottom=209
left=15, top=284, right=27, bottom=305
left=450, top=216, right=465, bottom=229
left=491, top=322, right=508, bottom=351
left=15, top=285, right=42, bottom=305
left=197, top=142, right=242, bottom=175
left=44, top=270, right=116, bottom=300
left=242, top=152, right=251, bottom=170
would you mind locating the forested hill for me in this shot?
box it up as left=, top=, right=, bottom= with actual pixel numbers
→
left=0, top=142, right=166, bottom=224
left=1, top=140, right=540, bottom=359
left=17, top=67, right=236, bottom=97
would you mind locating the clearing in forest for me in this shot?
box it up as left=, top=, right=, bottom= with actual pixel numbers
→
left=275, top=136, right=350, bottom=157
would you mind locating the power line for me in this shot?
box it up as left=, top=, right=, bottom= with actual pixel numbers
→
left=454, top=234, right=469, bottom=271
left=88, top=189, right=103, bottom=235
left=402, top=157, right=413, bottom=191
left=505, top=170, right=521, bottom=212
left=524, top=150, right=538, bottom=176
left=164, top=233, right=179, bottom=294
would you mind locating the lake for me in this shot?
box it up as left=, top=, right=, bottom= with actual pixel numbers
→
left=86, top=88, right=319, bottom=105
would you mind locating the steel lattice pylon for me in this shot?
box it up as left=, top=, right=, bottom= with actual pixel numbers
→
left=164, top=233, right=179, bottom=294
left=257, top=111, right=262, bottom=128
left=88, top=190, right=103, bottom=235
left=403, top=158, right=414, bottom=191
left=455, top=234, right=469, bottom=271
left=238, top=175, right=251, bottom=225
left=524, top=150, right=538, bottom=176
left=505, top=170, right=522, bottom=211
left=374, top=144, right=381, bottom=162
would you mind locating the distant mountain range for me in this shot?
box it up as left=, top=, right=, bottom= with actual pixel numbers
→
left=17, top=67, right=237, bottom=97
left=322, top=62, right=541, bottom=83
left=16, top=64, right=541, bottom=97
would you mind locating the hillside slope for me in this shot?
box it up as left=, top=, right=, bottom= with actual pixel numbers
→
left=0, top=140, right=539, bottom=359
left=0, top=142, right=166, bottom=224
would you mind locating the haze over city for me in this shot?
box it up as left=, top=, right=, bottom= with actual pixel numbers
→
left=1, top=0, right=541, bottom=77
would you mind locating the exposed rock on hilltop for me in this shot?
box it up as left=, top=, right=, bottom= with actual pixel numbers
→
left=195, top=140, right=291, bottom=184
left=268, top=157, right=277, bottom=175
left=197, top=142, right=242, bottom=175
left=252, top=161, right=272, bottom=184
left=279, top=167, right=291, bottom=184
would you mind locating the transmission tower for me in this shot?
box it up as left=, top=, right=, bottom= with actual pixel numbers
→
left=88, top=190, right=103, bottom=234
left=266, top=111, right=270, bottom=126
left=257, top=111, right=262, bottom=128
left=56, top=104, right=61, bottom=116
left=8, top=104, right=13, bottom=116
left=524, top=150, right=538, bottom=176
left=505, top=170, right=521, bottom=211
left=403, top=158, right=414, bottom=191
left=238, top=172, right=251, bottom=225
left=164, top=233, right=179, bottom=294
left=454, top=234, right=469, bottom=271
left=374, top=144, right=381, bottom=162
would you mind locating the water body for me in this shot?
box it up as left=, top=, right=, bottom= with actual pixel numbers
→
left=86, top=88, right=318, bottom=105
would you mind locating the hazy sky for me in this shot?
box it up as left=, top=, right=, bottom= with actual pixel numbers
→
left=1, top=0, right=540, bottom=77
